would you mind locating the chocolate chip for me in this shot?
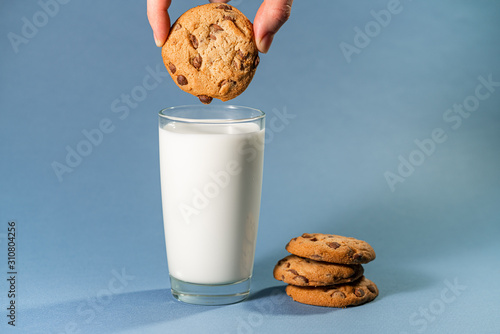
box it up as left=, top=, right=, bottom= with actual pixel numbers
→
left=190, top=34, right=198, bottom=49
left=302, top=233, right=314, bottom=238
left=232, top=59, right=244, bottom=71
left=332, top=291, right=346, bottom=298
left=237, top=50, right=247, bottom=60
left=210, top=24, right=224, bottom=32
left=294, top=275, right=309, bottom=284
left=192, top=54, right=202, bottom=69
left=310, top=255, right=323, bottom=261
left=346, top=248, right=355, bottom=257
left=254, top=55, right=260, bottom=68
left=353, top=253, right=364, bottom=261
left=287, top=269, right=299, bottom=275
left=327, top=242, right=341, bottom=249
left=209, top=34, right=217, bottom=40
left=223, top=15, right=236, bottom=23
left=198, top=95, right=213, bottom=104
left=219, top=79, right=235, bottom=95
left=216, top=4, right=232, bottom=11
left=285, top=262, right=290, bottom=268
left=367, top=285, right=377, bottom=293
left=173, top=23, right=182, bottom=31
left=281, top=275, right=285, bottom=280
left=354, top=288, right=365, bottom=297
left=310, top=237, right=318, bottom=242
left=168, top=63, right=176, bottom=74
left=177, top=75, right=188, bottom=85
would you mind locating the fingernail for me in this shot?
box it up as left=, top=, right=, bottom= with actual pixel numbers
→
left=154, top=33, right=163, bottom=47
left=257, top=33, right=274, bottom=54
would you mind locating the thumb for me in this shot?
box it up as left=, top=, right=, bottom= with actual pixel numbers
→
left=253, top=0, right=293, bottom=53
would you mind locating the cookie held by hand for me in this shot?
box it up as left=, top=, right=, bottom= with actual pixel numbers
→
left=162, top=3, right=260, bottom=104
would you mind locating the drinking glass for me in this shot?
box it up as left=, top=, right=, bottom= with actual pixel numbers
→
left=159, top=105, right=265, bottom=305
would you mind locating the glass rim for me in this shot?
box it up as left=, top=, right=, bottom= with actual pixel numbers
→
left=158, top=105, right=265, bottom=124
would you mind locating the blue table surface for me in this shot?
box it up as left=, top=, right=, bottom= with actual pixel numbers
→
left=1, top=0, right=499, bottom=333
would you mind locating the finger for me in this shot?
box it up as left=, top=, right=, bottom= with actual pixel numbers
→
left=253, top=0, right=293, bottom=53
left=147, top=0, right=172, bottom=47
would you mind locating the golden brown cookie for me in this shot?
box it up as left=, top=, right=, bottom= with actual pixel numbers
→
left=162, top=3, right=259, bottom=104
left=285, top=276, right=379, bottom=308
left=273, top=255, right=364, bottom=287
left=285, top=233, right=376, bottom=264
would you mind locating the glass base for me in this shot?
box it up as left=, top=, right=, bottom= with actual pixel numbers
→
left=169, top=276, right=251, bottom=305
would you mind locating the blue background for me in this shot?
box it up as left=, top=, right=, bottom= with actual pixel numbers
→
left=1, top=0, right=499, bottom=333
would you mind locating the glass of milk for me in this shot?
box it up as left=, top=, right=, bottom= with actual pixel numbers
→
left=159, top=105, right=265, bottom=305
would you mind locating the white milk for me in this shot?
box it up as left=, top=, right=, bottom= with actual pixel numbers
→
left=159, top=121, right=265, bottom=285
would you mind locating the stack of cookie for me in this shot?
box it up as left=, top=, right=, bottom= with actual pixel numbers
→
left=273, top=233, right=378, bottom=308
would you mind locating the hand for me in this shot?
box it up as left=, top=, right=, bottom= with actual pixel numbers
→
left=147, top=0, right=293, bottom=53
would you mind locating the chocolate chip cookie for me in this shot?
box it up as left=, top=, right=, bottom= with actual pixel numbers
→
left=162, top=3, right=259, bottom=104
left=285, top=276, right=379, bottom=308
left=273, top=255, right=364, bottom=287
left=285, top=233, right=376, bottom=264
